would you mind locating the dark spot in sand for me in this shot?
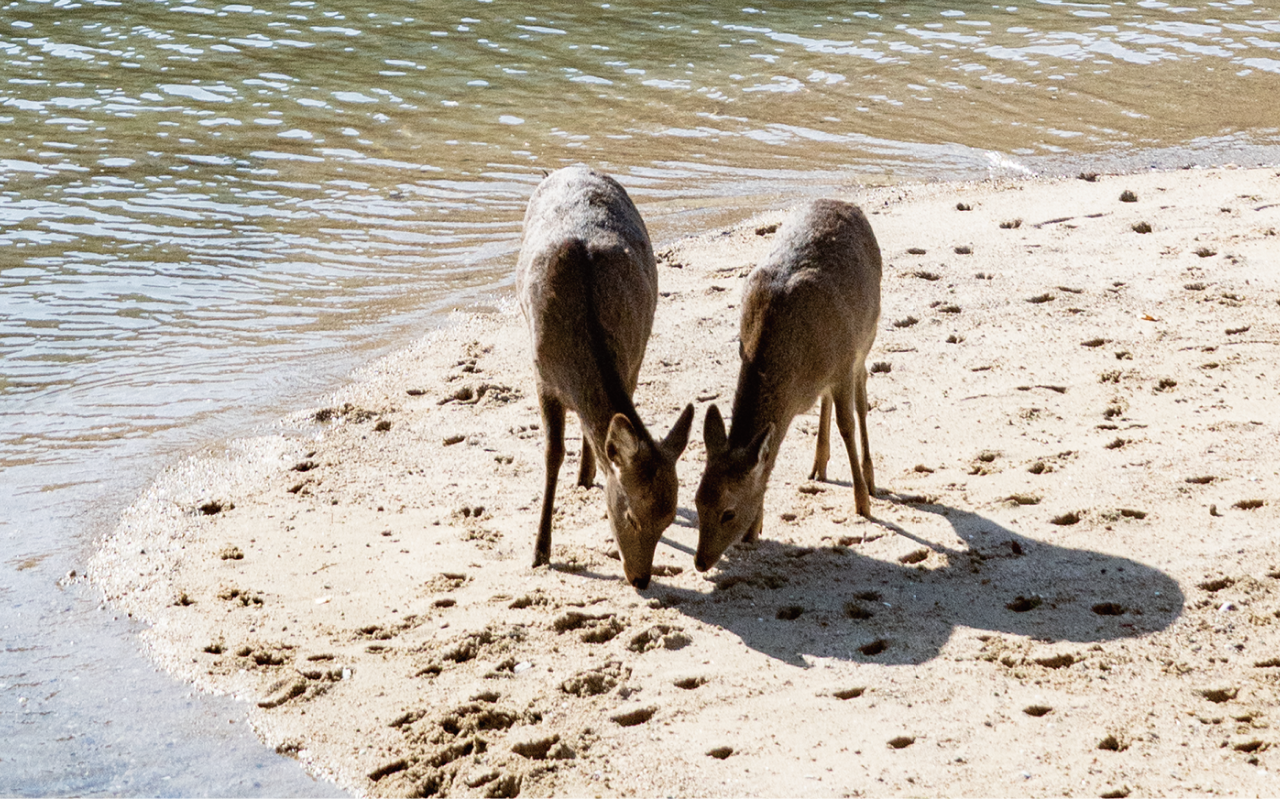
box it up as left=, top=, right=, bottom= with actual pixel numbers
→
left=1198, top=687, right=1238, bottom=704
left=860, top=639, right=889, bottom=657
left=1006, top=596, right=1042, bottom=613
left=776, top=605, right=805, bottom=621
left=1098, top=734, right=1128, bottom=752
left=611, top=706, right=656, bottom=727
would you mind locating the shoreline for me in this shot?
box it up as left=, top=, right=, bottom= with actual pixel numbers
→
left=92, top=166, right=1279, bottom=797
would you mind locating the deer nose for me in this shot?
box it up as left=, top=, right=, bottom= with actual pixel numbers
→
left=629, top=573, right=651, bottom=591
left=694, top=553, right=711, bottom=573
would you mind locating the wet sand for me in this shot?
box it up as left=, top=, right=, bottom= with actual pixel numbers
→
left=92, top=166, right=1279, bottom=797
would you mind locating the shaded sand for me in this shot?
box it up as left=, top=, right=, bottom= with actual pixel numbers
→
left=92, top=167, right=1280, bottom=797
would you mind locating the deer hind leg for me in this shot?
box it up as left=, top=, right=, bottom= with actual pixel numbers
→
left=854, top=363, right=875, bottom=496
left=833, top=379, right=872, bottom=518
left=534, top=393, right=566, bottom=567
left=808, top=393, right=833, bottom=482
left=576, top=435, right=596, bottom=487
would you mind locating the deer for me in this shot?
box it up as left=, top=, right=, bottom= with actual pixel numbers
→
left=694, top=199, right=882, bottom=573
left=517, top=164, right=694, bottom=590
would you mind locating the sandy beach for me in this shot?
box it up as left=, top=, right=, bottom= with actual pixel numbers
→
left=91, top=166, right=1279, bottom=797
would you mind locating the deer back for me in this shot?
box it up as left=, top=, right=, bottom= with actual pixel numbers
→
left=517, top=165, right=656, bottom=423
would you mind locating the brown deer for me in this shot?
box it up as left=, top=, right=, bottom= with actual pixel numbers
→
left=517, top=165, right=694, bottom=590
left=694, top=199, right=882, bottom=572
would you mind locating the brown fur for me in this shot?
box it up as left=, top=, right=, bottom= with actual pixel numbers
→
left=695, top=199, right=882, bottom=572
left=517, top=165, right=694, bottom=589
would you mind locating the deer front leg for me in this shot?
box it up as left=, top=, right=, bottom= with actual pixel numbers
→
left=808, top=393, right=832, bottom=481
left=534, top=394, right=566, bottom=568
left=833, top=381, right=871, bottom=518
left=854, top=367, right=875, bottom=496
left=576, top=435, right=596, bottom=487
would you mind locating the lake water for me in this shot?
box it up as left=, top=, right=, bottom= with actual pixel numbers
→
left=2, top=0, right=1278, bottom=793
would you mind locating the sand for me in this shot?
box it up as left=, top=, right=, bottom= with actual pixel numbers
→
left=91, top=166, right=1280, bottom=798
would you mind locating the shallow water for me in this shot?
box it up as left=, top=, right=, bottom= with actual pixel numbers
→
left=1, top=0, right=1278, bottom=794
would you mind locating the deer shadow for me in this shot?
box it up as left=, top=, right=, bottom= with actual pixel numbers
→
left=655, top=497, right=1184, bottom=667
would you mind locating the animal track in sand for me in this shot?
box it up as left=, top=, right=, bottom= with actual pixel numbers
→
left=1033, top=653, right=1075, bottom=669
left=1097, top=734, right=1129, bottom=752
left=610, top=705, right=657, bottom=727
left=860, top=639, right=889, bottom=657
left=706, top=746, right=734, bottom=759
left=1198, top=687, right=1238, bottom=704
left=510, top=735, right=561, bottom=760
left=441, top=629, right=499, bottom=664
left=674, top=676, right=708, bottom=690
left=508, top=592, right=548, bottom=609
left=1006, top=596, right=1042, bottom=613
left=887, top=736, right=915, bottom=749
left=844, top=602, right=875, bottom=620
left=561, top=661, right=630, bottom=697
left=832, top=687, right=866, bottom=700
left=776, top=605, right=805, bottom=621
left=1233, top=499, right=1266, bottom=510
left=629, top=624, right=691, bottom=652
left=1092, top=602, right=1127, bottom=616
left=1198, top=577, right=1234, bottom=593
left=1023, top=705, right=1053, bottom=717
left=552, top=611, right=623, bottom=643
left=898, top=549, right=930, bottom=565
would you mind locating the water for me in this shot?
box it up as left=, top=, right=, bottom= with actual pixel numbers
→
left=2, top=0, right=1278, bottom=794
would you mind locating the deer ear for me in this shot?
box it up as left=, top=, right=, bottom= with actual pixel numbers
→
left=605, top=414, right=642, bottom=469
left=703, top=405, right=727, bottom=455
left=748, top=423, right=775, bottom=472
left=662, top=404, right=694, bottom=459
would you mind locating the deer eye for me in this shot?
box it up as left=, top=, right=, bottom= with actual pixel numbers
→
left=720, top=509, right=736, bottom=526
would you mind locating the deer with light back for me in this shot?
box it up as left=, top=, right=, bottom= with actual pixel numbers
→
left=517, top=165, right=694, bottom=590
left=695, top=199, right=882, bottom=572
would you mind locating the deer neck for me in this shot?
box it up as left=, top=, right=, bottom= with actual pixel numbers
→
left=727, top=360, right=792, bottom=459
